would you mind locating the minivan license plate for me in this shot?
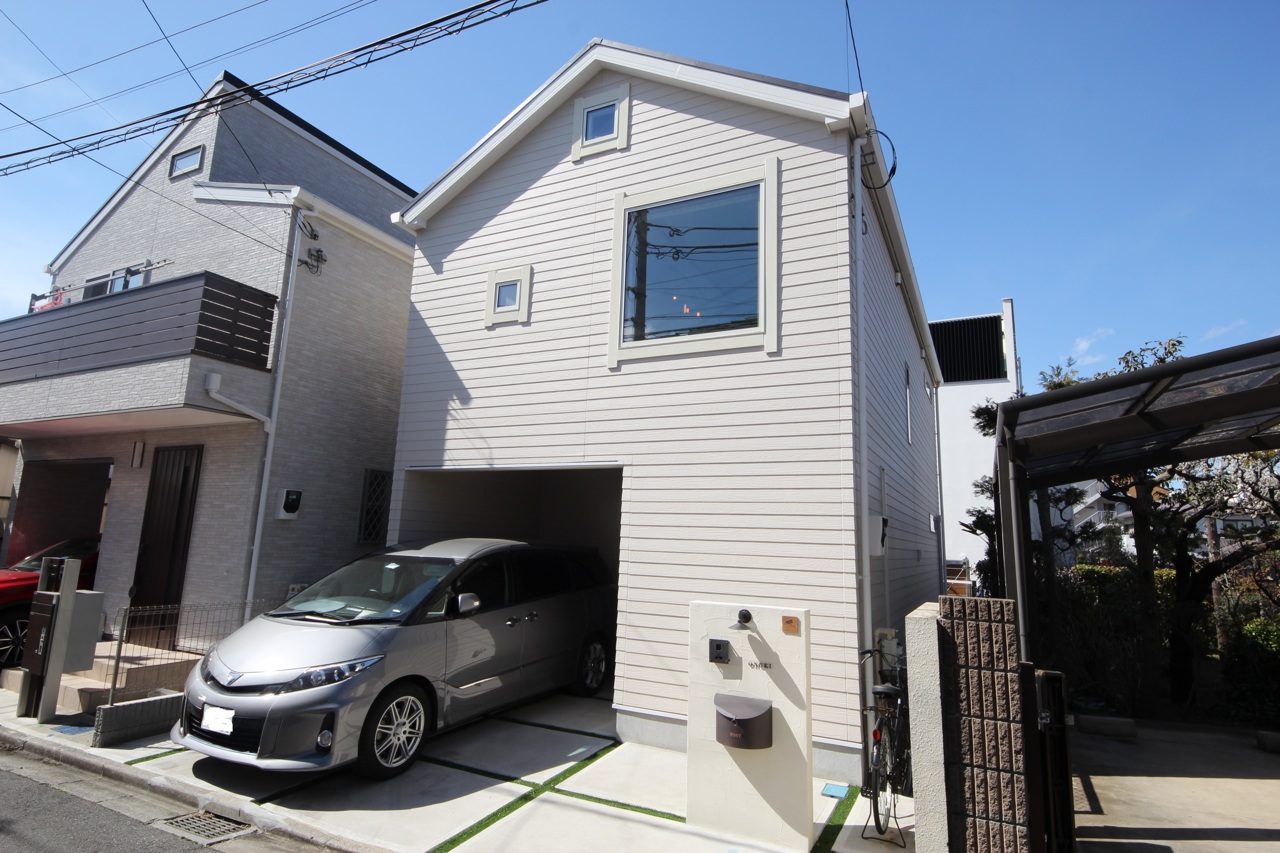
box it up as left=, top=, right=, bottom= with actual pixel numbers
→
left=202, top=705, right=235, bottom=735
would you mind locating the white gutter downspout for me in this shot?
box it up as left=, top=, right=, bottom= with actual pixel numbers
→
left=238, top=206, right=308, bottom=623
left=852, top=131, right=875, bottom=769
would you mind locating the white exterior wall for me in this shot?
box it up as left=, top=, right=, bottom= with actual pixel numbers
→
left=393, top=70, right=867, bottom=747
left=937, top=300, right=1019, bottom=568
left=858, top=187, right=945, bottom=635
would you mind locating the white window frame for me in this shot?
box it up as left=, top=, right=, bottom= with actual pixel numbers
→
left=485, top=264, right=532, bottom=327
left=571, top=83, right=630, bottom=162
left=169, top=145, right=205, bottom=178
left=607, top=157, right=779, bottom=369
left=82, top=263, right=150, bottom=300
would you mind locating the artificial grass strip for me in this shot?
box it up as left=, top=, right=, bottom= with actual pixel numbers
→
left=124, top=748, right=186, bottom=765
left=428, top=740, right=622, bottom=852
left=430, top=787, right=542, bottom=853
left=551, top=788, right=684, bottom=823
left=811, top=785, right=860, bottom=853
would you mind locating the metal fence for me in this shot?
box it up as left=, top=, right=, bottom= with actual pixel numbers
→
left=104, top=600, right=267, bottom=705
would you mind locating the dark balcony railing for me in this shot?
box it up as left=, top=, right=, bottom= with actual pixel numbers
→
left=0, top=271, right=277, bottom=385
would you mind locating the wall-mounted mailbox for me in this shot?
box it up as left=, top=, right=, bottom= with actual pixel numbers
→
left=714, top=693, right=772, bottom=749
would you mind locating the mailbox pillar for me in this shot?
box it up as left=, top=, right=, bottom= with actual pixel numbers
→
left=14, top=557, right=102, bottom=722
left=687, top=601, right=812, bottom=851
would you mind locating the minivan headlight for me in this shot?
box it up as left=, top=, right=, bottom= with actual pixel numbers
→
left=199, top=645, right=216, bottom=683
left=276, top=656, right=384, bottom=694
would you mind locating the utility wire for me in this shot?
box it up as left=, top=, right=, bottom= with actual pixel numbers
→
left=0, top=0, right=549, bottom=176
left=0, top=0, right=381, bottom=135
left=0, top=0, right=270, bottom=97
left=0, top=8, right=122, bottom=125
left=842, top=0, right=896, bottom=190
left=0, top=98, right=290, bottom=258
left=140, top=0, right=279, bottom=244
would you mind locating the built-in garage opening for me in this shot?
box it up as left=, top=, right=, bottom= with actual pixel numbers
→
left=7, top=459, right=111, bottom=567
left=396, top=467, right=623, bottom=571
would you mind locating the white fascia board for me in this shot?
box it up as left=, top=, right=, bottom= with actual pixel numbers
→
left=193, top=182, right=412, bottom=261
left=398, top=42, right=850, bottom=230
left=850, top=96, right=943, bottom=386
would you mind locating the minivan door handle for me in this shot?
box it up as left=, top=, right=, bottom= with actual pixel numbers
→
left=525, top=611, right=539, bottom=622
left=505, top=617, right=521, bottom=627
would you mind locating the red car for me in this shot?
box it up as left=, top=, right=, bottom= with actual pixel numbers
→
left=0, top=535, right=100, bottom=667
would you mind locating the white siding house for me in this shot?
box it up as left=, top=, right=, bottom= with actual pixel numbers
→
left=390, top=41, right=943, bottom=777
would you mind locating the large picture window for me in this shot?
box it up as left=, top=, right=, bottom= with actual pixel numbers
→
left=608, top=159, right=778, bottom=367
left=623, top=185, right=759, bottom=343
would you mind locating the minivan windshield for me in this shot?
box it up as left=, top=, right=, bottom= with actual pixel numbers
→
left=269, top=555, right=455, bottom=623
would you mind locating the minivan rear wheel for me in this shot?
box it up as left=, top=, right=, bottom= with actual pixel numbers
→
left=572, top=635, right=608, bottom=697
left=356, top=682, right=429, bottom=779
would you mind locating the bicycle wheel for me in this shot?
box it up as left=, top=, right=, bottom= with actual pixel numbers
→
left=869, top=719, right=895, bottom=835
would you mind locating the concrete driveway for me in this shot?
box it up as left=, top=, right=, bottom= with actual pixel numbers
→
left=1072, top=721, right=1280, bottom=852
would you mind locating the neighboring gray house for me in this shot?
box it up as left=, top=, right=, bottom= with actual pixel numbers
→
left=390, top=41, right=944, bottom=777
left=0, top=73, right=414, bottom=623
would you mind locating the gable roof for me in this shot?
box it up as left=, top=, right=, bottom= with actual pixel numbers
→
left=48, top=71, right=412, bottom=273
left=395, top=39, right=942, bottom=385
left=395, top=39, right=861, bottom=230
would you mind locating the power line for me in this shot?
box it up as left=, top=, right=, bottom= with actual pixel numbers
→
left=0, top=8, right=122, bottom=125
left=0, top=98, right=290, bottom=259
left=140, top=0, right=280, bottom=245
left=0, top=0, right=382, bottom=135
left=0, top=0, right=550, bottom=176
left=0, top=0, right=271, bottom=97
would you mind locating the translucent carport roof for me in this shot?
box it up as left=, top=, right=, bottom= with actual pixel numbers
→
left=993, top=334, right=1280, bottom=658
left=996, top=334, right=1280, bottom=490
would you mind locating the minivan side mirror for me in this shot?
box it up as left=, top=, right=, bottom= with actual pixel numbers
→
left=457, top=592, right=482, bottom=616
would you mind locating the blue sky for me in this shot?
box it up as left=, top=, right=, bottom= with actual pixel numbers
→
left=1, top=0, right=1276, bottom=385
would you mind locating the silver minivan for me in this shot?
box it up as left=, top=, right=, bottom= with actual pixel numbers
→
left=172, top=539, right=614, bottom=778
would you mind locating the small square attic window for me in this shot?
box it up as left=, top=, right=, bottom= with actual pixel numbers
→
left=571, top=84, right=630, bottom=162
left=485, top=265, right=532, bottom=327
left=169, top=146, right=204, bottom=178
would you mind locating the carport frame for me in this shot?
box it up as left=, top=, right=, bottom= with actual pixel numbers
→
left=994, top=334, right=1280, bottom=657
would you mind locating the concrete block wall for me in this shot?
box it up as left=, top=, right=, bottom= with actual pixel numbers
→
left=937, top=596, right=1031, bottom=853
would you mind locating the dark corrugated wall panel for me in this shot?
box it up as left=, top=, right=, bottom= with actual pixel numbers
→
left=930, top=314, right=1006, bottom=383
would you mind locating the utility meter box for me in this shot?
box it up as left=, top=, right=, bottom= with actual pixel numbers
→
left=65, top=590, right=104, bottom=672
left=714, top=693, right=772, bottom=749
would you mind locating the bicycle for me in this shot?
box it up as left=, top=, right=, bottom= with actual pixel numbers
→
left=862, top=647, right=912, bottom=839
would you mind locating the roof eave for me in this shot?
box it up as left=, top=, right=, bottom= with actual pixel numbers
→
left=396, top=40, right=854, bottom=231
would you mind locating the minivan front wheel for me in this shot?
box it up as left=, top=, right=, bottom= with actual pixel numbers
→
left=0, top=609, right=28, bottom=668
left=572, top=635, right=608, bottom=697
left=356, top=683, right=429, bottom=779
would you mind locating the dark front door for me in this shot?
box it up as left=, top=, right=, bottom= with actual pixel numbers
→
left=130, top=446, right=203, bottom=647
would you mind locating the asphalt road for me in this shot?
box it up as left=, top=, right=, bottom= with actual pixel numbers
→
left=0, top=744, right=318, bottom=853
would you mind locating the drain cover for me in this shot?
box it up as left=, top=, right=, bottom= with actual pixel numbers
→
left=158, top=811, right=253, bottom=844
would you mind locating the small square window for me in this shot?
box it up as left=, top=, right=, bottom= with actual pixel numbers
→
left=583, top=103, right=617, bottom=142
left=169, top=146, right=204, bottom=178
left=571, top=83, right=630, bottom=162
left=494, top=281, right=520, bottom=310
left=485, top=265, right=532, bottom=327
